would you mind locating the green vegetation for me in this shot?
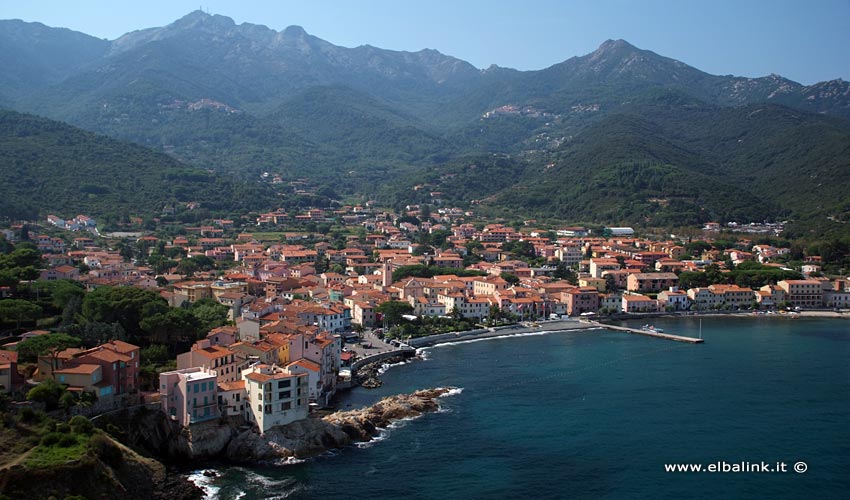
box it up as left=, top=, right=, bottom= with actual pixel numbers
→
left=0, top=109, right=279, bottom=221
left=375, top=301, right=414, bottom=325
left=678, top=262, right=802, bottom=290
left=16, top=333, right=82, bottom=363
left=391, top=265, right=487, bottom=283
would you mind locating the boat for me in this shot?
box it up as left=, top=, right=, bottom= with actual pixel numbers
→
left=641, top=324, right=664, bottom=333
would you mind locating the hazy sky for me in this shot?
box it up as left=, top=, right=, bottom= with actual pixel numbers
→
left=2, top=0, right=849, bottom=84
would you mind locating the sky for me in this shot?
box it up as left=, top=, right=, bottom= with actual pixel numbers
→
left=2, top=0, right=849, bottom=85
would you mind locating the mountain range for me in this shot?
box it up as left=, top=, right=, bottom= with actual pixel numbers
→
left=1, top=11, right=849, bottom=234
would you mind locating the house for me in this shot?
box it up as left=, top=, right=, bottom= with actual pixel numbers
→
left=217, top=380, right=246, bottom=417
left=0, top=350, right=24, bottom=394
left=708, top=284, right=755, bottom=309
left=54, top=363, right=114, bottom=400
left=777, top=280, right=823, bottom=308
left=160, top=367, right=219, bottom=427
left=39, top=265, right=80, bottom=281
left=622, top=294, right=659, bottom=313
left=38, top=340, right=140, bottom=396
left=589, top=258, right=621, bottom=278
left=177, top=343, right=239, bottom=383
left=563, top=288, right=600, bottom=316
left=687, top=288, right=723, bottom=310
left=626, top=273, right=679, bottom=293
left=658, top=288, right=690, bottom=311
left=242, top=364, right=309, bottom=433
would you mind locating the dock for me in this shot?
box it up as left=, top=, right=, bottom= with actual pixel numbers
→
left=599, top=324, right=704, bottom=344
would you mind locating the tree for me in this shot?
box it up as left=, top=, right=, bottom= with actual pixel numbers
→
left=27, top=378, right=67, bottom=411
left=140, top=344, right=171, bottom=365
left=376, top=301, right=414, bottom=326
left=38, top=279, right=86, bottom=310
left=190, top=298, right=230, bottom=333
left=553, top=263, right=578, bottom=284
left=487, top=304, right=503, bottom=326
left=140, top=307, right=202, bottom=347
left=502, top=240, right=536, bottom=260
left=82, top=286, right=168, bottom=339
left=500, top=272, right=520, bottom=286
left=16, top=333, right=82, bottom=364
left=66, top=321, right=127, bottom=348
left=0, top=299, right=42, bottom=328
left=605, top=274, right=617, bottom=293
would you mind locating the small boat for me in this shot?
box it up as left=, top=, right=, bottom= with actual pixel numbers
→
left=641, top=325, right=664, bottom=333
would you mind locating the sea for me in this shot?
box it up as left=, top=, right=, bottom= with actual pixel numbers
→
left=188, top=317, right=850, bottom=499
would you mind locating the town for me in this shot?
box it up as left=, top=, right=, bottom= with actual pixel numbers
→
left=1, top=202, right=849, bottom=440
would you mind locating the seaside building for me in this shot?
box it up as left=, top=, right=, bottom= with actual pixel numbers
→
left=160, top=367, right=220, bottom=427
left=563, top=288, right=600, bottom=316
left=777, top=280, right=823, bottom=308
left=621, top=294, right=659, bottom=313
left=626, top=273, right=679, bottom=293
left=708, top=284, right=755, bottom=309
left=658, top=288, right=690, bottom=311
left=242, top=363, right=309, bottom=433
left=687, top=288, right=723, bottom=310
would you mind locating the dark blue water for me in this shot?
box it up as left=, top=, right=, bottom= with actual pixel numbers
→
left=191, top=317, right=850, bottom=499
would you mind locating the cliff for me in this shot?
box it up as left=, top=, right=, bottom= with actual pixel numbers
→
left=0, top=432, right=202, bottom=500
left=105, top=387, right=459, bottom=464
left=228, top=387, right=457, bottom=461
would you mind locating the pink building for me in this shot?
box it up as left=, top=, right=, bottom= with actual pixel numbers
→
left=160, top=367, right=219, bottom=427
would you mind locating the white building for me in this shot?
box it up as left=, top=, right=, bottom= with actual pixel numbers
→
left=607, top=227, right=635, bottom=236
left=242, top=363, right=309, bottom=433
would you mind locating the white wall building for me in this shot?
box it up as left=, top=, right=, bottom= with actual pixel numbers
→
left=242, top=364, right=309, bottom=433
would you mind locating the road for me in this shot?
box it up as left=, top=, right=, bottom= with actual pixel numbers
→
left=343, top=329, right=397, bottom=361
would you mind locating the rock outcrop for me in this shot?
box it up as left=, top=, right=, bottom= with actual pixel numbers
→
left=225, top=387, right=458, bottom=461
left=353, top=355, right=406, bottom=389
left=0, top=433, right=202, bottom=500
left=97, top=387, right=458, bottom=466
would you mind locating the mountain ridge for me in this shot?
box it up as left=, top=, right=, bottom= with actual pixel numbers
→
left=0, top=11, right=848, bottom=234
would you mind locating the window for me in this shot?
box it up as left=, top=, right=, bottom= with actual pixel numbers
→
left=279, top=391, right=291, bottom=399
left=265, top=405, right=272, bottom=414
left=281, top=401, right=292, bottom=410
left=278, top=380, right=291, bottom=388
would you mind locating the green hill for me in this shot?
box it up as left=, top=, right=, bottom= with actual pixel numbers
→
left=0, top=109, right=277, bottom=220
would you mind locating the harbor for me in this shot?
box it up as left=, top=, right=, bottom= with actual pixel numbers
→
left=595, top=323, right=705, bottom=343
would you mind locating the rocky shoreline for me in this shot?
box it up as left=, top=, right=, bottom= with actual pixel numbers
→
left=353, top=353, right=408, bottom=388
left=105, top=387, right=459, bottom=466
left=228, top=387, right=458, bottom=461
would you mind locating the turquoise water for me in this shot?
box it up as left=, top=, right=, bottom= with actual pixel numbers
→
left=191, top=317, right=850, bottom=499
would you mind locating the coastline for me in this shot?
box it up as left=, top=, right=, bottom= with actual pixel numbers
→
left=407, top=319, right=598, bottom=348
left=401, top=310, right=850, bottom=349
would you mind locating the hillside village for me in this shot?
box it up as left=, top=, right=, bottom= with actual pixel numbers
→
left=1, top=202, right=849, bottom=436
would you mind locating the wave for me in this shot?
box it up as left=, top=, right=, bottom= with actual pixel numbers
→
left=377, top=358, right=413, bottom=375
left=435, top=386, right=464, bottom=413
left=355, top=413, right=425, bottom=449
left=186, top=469, right=221, bottom=500
left=273, top=456, right=307, bottom=466
left=439, top=387, right=464, bottom=398
left=428, top=328, right=577, bottom=348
